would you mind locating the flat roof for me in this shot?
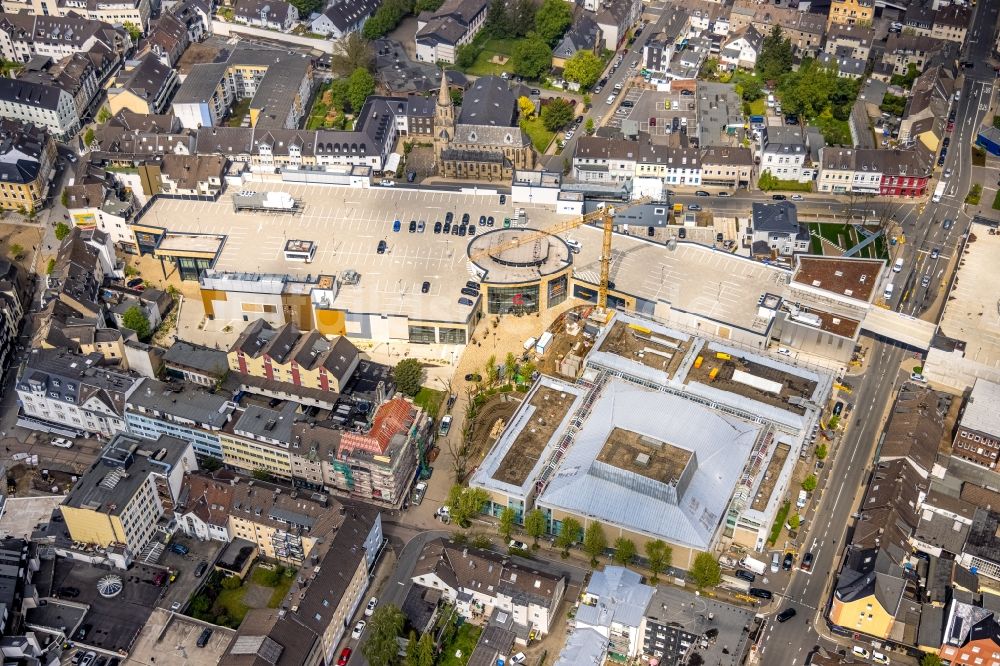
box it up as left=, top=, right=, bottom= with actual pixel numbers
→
left=491, top=384, right=579, bottom=487
left=596, top=427, right=692, bottom=486
left=962, top=378, right=1000, bottom=437
left=597, top=319, right=688, bottom=377
left=939, top=227, right=1000, bottom=368
left=156, top=232, right=225, bottom=256
left=792, top=255, right=883, bottom=303
left=468, top=229, right=572, bottom=284
left=124, top=609, right=236, bottom=666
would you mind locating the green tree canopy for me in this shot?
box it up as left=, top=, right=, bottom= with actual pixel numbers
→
left=815, top=443, right=828, bottom=460
left=445, top=485, right=490, bottom=527
left=363, top=604, right=405, bottom=666
left=512, top=36, right=552, bottom=80
left=122, top=305, right=151, bottom=340
left=498, top=506, right=517, bottom=541
left=288, top=0, right=323, bottom=16
left=756, top=26, right=793, bottom=81
left=524, top=508, right=546, bottom=545
left=612, top=538, right=636, bottom=566
left=54, top=222, right=71, bottom=241
left=802, top=474, right=818, bottom=492
left=564, top=50, right=604, bottom=89
left=555, top=517, right=581, bottom=554
left=534, top=0, right=572, bottom=45
left=541, top=97, right=573, bottom=131
left=645, top=539, right=672, bottom=582
left=508, top=0, right=536, bottom=37
left=393, top=358, right=423, bottom=396
left=484, top=0, right=509, bottom=37
left=585, top=117, right=595, bottom=135
left=689, top=552, right=722, bottom=589
left=405, top=631, right=435, bottom=666
left=122, top=21, right=142, bottom=42
left=347, top=68, right=376, bottom=114
left=582, top=521, right=607, bottom=565
left=331, top=33, right=374, bottom=77
left=921, top=655, right=943, bottom=666
left=362, top=0, right=414, bottom=38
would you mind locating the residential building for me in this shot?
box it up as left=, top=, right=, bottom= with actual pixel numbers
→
left=64, top=173, right=136, bottom=246
left=220, top=403, right=298, bottom=478
left=594, top=0, right=641, bottom=50
left=878, top=383, right=944, bottom=479
left=729, top=3, right=825, bottom=57
left=310, top=0, right=379, bottom=37
left=696, top=82, right=744, bottom=147
left=414, top=0, right=488, bottom=64
left=552, top=13, right=601, bottom=68
left=962, top=508, right=1000, bottom=583
left=16, top=53, right=100, bottom=122
left=817, top=51, right=866, bottom=79
left=823, top=23, right=875, bottom=60
left=60, top=432, right=196, bottom=555
left=931, top=4, right=969, bottom=43
left=162, top=340, right=229, bottom=385
left=107, top=54, right=180, bottom=116
left=899, top=64, right=954, bottom=146
left=0, top=0, right=150, bottom=29
left=41, top=226, right=118, bottom=319
left=0, top=119, right=56, bottom=212
left=412, top=538, right=566, bottom=636
left=228, top=319, right=361, bottom=394
left=881, top=33, right=950, bottom=76
left=641, top=585, right=756, bottom=665
left=952, top=378, right=1000, bottom=470
left=0, top=259, right=29, bottom=383
left=939, top=597, right=1000, bottom=665
left=125, top=377, right=237, bottom=459
left=110, top=288, right=172, bottom=332
left=142, top=154, right=225, bottom=196
left=15, top=349, right=140, bottom=437
left=328, top=397, right=425, bottom=505
left=634, top=134, right=701, bottom=186
left=575, top=567, right=654, bottom=660
left=572, top=136, right=639, bottom=183
left=233, top=0, right=299, bottom=31
left=640, top=8, right=690, bottom=76
left=759, top=126, right=813, bottom=183
left=750, top=202, right=809, bottom=257
left=827, top=0, right=873, bottom=29
left=719, top=24, right=762, bottom=70
left=433, top=73, right=536, bottom=181
left=829, top=547, right=907, bottom=639
left=143, top=12, right=190, bottom=67
left=0, top=13, right=131, bottom=65
left=699, top=145, right=753, bottom=189
left=172, top=46, right=314, bottom=130
left=0, top=77, right=78, bottom=140
left=170, top=0, right=212, bottom=43
left=218, top=507, right=382, bottom=666
left=817, top=147, right=932, bottom=196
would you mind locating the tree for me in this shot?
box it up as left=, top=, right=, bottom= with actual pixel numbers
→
left=484, top=353, right=498, bottom=385
left=534, top=0, right=572, bottom=45
left=739, top=76, right=764, bottom=103
left=484, top=0, right=509, bottom=37
left=521, top=360, right=537, bottom=382
left=361, top=0, right=414, bottom=39
left=582, top=93, right=591, bottom=108
left=97, top=107, right=111, bottom=123
left=54, top=222, right=71, bottom=241
left=921, top=655, right=943, bottom=666
left=756, top=26, right=793, bottom=82
left=445, top=484, right=490, bottom=527
left=508, top=0, right=535, bottom=37
left=564, top=50, right=604, bottom=89
left=788, top=514, right=801, bottom=530
left=456, top=42, right=481, bottom=68
left=7, top=243, right=23, bottom=259
left=251, top=468, right=274, bottom=482
left=363, top=604, right=405, bottom=666
left=541, top=97, right=573, bottom=131
left=83, top=128, right=95, bottom=147
left=512, top=36, right=552, bottom=80
left=504, top=352, right=518, bottom=383
left=405, top=631, right=434, bottom=666
left=645, top=539, right=672, bottom=583
left=331, top=33, right=374, bottom=77
left=612, top=537, right=636, bottom=566
left=46, top=258, right=55, bottom=274
left=288, top=0, right=323, bottom=16
left=802, top=474, right=818, bottom=492
left=122, top=305, right=151, bottom=339
left=347, top=68, right=376, bottom=114
left=498, top=506, right=517, bottom=541
left=689, top=552, right=722, bottom=589
left=518, top=96, right=536, bottom=119
left=585, top=117, right=595, bottom=135
left=524, top=508, right=546, bottom=546
left=122, top=21, right=142, bottom=41
left=393, top=358, right=423, bottom=396
left=815, top=443, right=828, bottom=460
left=555, top=517, right=581, bottom=555
left=415, top=0, right=443, bottom=10
left=582, top=521, right=607, bottom=565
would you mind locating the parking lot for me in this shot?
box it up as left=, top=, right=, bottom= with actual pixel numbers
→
left=146, top=185, right=569, bottom=325
left=124, top=608, right=235, bottom=666
left=156, top=534, right=225, bottom=612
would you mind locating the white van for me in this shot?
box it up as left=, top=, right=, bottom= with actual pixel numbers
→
left=883, top=283, right=894, bottom=300
left=892, top=257, right=904, bottom=273
left=52, top=437, right=73, bottom=448
left=770, top=552, right=780, bottom=573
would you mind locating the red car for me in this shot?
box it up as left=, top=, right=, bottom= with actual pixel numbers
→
left=337, top=648, right=352, bottom=665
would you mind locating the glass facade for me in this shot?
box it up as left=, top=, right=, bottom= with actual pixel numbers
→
left=438, top=327, right=466, bottom=344
left=547, top=275, right=568, bottom=308
left=408, top=325, right=436, bottom=344
left=176, top=256, right=212, bottom=281
left=487, top=284, right=539, bottom=315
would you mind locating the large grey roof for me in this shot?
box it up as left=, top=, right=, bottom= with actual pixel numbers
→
left=752, top=201, right=799, bottom=234
left=575, top=567, right=653, bottom=630
left=0, top=77, right=64, bottom=111
left=127, top=377, right=235, bottom=428
left=458, top=76, right=516, bottom=127
left=553, top=628, right=608, bottom=666
left=961, top=378, right=1000, bottom=436
left=538, top=376, right=761, bottom=550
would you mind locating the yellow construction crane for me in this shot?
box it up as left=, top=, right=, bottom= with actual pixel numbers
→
left=468, top=196, right=653, bottom=308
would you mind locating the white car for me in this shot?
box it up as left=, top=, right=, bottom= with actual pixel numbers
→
left=910, top=372, right=927, bottom=383
left=606, top=94, right=616, bottom=105
left=510, top=653, right=527, bottom=665
left=852, top=646, right=871, bottom=659
left=351, top=620, right=366, bottom=639
left=776, top=347, right=791, bottom=356
left=509, top=539, right=528, bottom=550
left=52, top=437, right=73, bottom=448
left=171, top=601, right=182, bottom=612
left=364, top=597, right=378, bottom=617
left=791, top=194, right=804, bottom=201
left=872, top=651, right=890, bottom=665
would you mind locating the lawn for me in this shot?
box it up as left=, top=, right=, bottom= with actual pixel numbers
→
left=215, top=586, right=251, bottom=625
left=520, top=116, right=555, bottom=152
left=306, top=82, right=339, bottom=130
left=814, top=109, right=852, bottom=146
left=993, top=188, right=1000, bottom=211
left=414, top=386, right=446, bottom=418
left=438, top=622, right=483, bottom=666
left=747, top=98, right=766, bottom=115
left=464, top=36, right=518, bottom=77
left=807, top=223, right=888, bottom=260
left=768, top=500, right=790, bottom=546
left=251, top=566, right=294, bottom=608
left=225, top=98, right=252, bottom=128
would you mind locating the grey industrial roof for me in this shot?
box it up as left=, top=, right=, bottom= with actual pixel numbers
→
left=538, top=376, right=762, bottom=550
left=553, top=627, right=608, bottom=666
left=575, top=567, right=653, bottom=630
left=162, top=340, right=229, bottom=377
left=961, top=378, right=1000, bottom=437
left=234, top=403, right=300, bottom=442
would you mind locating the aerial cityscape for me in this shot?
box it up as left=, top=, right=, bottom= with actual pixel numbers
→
left=0, top=0, right=995, bottom=662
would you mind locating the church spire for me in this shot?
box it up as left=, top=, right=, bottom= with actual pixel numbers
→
left=438, top=69, right=450, bottom=107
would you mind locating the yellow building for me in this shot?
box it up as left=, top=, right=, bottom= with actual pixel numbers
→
left=219, top=404, right=297, bottom=478
left=228, top=319, right=360, bottom=394
left=0, top=120, right=56, bottom=214
left=827, top=0, right=873, bottom=29
left=828, top=548, right=905, bottom=640
left=106, top=53, right=179, bottom=116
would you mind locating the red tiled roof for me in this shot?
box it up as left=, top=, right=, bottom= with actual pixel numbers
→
left=339, top=398, right=413, bottom=455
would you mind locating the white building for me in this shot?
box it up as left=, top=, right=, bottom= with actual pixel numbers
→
left=310, top=0, right=379, bottom=37
left=233, top=0, right=299, bottom=31
left=414, top=0, right=488, bottom=64
left=758, top=126, right=814, bottom=183
left=720, top=25, right=762, bottom=70
left=574, top=567, right=654, bottom=660
left=0, top=78, right=79, bottom=140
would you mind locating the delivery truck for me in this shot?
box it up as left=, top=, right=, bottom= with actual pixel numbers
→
left=739, top=556, right=767, bottom=576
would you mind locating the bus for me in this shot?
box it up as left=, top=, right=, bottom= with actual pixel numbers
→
left=932, top=181, right=946, bottom=203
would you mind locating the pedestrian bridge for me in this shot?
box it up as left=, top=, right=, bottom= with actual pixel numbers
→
left=861, top=307, right=936, bottom=350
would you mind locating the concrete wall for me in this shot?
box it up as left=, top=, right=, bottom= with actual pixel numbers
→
left=211, top=20, right=335, bottom=54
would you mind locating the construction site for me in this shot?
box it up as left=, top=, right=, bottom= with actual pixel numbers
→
left=491, top=385, right=579, bottom=488
left=597, top=320, right=690, bottom=377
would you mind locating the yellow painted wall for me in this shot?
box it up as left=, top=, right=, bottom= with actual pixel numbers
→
left=228, top=515, right=318, bottom=563
left=219, top=433, right=292, bottom=477
left=201, top=289, right=227, bottom=318
left=61, top=505, right=125, bottom=547
left=108, top=89, right=152, bottom=117
left=315, top=309, right=347, bottom=337
left=829, top=595, right=894, bottom=639
left=282, top=294, right=313, bottom=329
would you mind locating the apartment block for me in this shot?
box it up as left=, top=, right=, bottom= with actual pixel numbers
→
left=0, top=118, right=56, bottom=213
left=952, top=378, right=1000, bottom=470
left=125, top=378, right=237, bottom=459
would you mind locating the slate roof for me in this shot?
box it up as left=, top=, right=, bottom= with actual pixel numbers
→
left=751, top=201, right=799, bottom=234
left=553, top=13, right=600, bottom=59
left=316, top=0, right=380, bottom=32
left=0, top=77, right=64, bottom=111
left=112, top=53, right=175, bottom=104
left=835, top=547, right=907, bottom=617
left=0, top=120, right=51, bottom=185
left=458, top=76, right=517, bottom=127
